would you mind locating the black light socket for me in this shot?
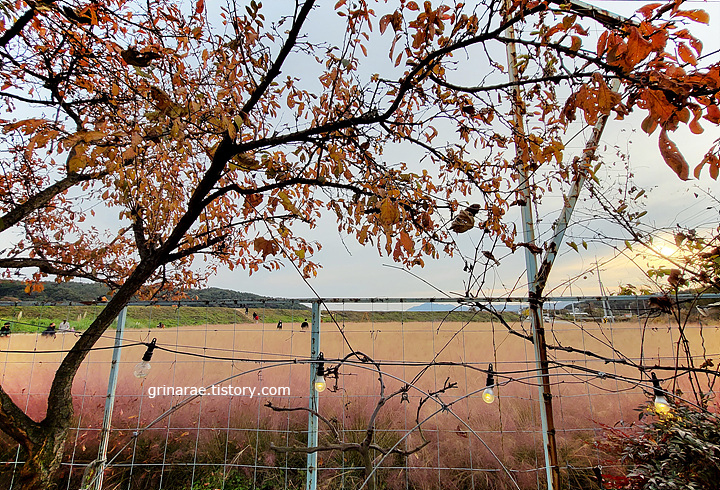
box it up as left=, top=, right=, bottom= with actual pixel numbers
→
left=142, top=338, right=157, bottom=362
left=486, top=363, right=495, bottom=387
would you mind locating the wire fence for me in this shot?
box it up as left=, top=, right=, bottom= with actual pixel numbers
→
left=1, top=295, right=718, bottom=489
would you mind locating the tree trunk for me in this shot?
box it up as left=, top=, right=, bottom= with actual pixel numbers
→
left=16, top=424, right=69, bottom=490
left=0, top=135, right=236, bottom=487
left=361, top=447, right=375, bottom=490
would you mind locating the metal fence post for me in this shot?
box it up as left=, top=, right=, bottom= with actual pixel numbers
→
left=93, top=306, right=127, bottom=490
left=306, top=302, right=321, bottom=490
left=503, top=6, right=560, bottom=487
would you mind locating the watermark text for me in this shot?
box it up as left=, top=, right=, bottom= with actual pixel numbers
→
left=147, top=385, right=290, bottom=399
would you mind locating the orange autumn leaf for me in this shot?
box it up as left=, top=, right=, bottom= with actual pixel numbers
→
left=673, top=9, right=710, bottom=24
left=594, top=73, right=621, bottom=114
left=379, top=199, right=400, bottom=226
left=689, top=107, right=704, bottom=134
left=705, top=105, right=720, bottom=124
left=253, top=237, right=279, bottom=259
left=637, top=3, right=662, bottom=19
left=626, top=27, right=653, bottom=67
left=678, top=43, right=697, bottom=66
left=659, top=128, right=690, bottom=180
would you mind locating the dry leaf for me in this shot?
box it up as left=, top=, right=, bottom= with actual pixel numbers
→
left=659, top=128, right=690, bottom=180
left=450, top=204, right=481, bottom=233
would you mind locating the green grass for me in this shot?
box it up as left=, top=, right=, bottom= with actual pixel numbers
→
left=0, top=305, right=516, bottom=334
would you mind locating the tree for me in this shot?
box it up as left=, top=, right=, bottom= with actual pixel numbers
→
left=266, top=351, right=437, bottom=490
left=0, top=0, right=717, bottom=487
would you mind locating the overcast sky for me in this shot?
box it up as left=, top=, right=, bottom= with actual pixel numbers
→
left=3, top=1, right=716, bottom=303
left=203, top=1, right=720, bottom=301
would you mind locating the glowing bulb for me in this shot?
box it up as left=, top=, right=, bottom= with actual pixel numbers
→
left=314, top=375, right=327, bottom=392
left=654, top=394, right=671, bottom=414
left=134, top=360, right=152, bottom=378
left=314, top=352, right=327, bottom=392
left=483, top=363, right=496, bottom=404
left=482, top=387, right=495, bottom=404
left=651, top=372, right=671, bottom=414
left=134, top=338, right=156, bottom=379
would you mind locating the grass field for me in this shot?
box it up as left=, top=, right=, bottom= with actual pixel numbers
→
left=1, top=314, right=716, bottom=489
left=0, top=304, right=509, bottom=333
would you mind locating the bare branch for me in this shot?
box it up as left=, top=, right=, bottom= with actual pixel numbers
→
left=265, top=401, right=340, bottom=441
left=270, top=442, right=360, bottom=454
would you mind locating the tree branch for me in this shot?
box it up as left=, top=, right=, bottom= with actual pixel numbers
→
left=0, top=172, right=102, bottom=233
left=0, top=383, right=41, bottom=450
left=265, top=401, right=340, bottom=440
left=231, top=5, right=548, bottom=157
left=270, top=442, right=361, bottom=454
left=238, top=0, right=316, bottom=118
left=165, top=234, right=228, bottom=263
left=427, top=70, right=597, bottom=93
left=0, top=257, right=120, bottom=287
left=0, top=1, right=57, bottom=48
left=203, top=177, right=376, bottom=208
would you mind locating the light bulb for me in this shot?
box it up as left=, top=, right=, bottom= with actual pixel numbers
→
left=651, top=372, right=671, bottom=414
left=314, top=375, right=326, bottom=392
left=314, top=352, right=327, bottom=392
left=134, top=338, right=157, bottom=379
left=483, top=363, right=496, bottom=404
left=482, top=386, right=495, bottom=404
left=654, top=394, right=671, bottom=414
left=134, top=360, right=152, bottom=378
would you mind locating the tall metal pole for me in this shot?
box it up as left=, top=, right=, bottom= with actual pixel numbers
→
left=94, top=306, right=127, bottom=490
left=502, top=1, right=628, bottom=484
left=306, top=302, right=321, bottom=490
left=503, top=5, right=560, bottom=489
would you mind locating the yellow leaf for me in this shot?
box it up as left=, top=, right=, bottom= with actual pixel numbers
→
left=67, top=145, right=87, bottom=172
left=229, top=153, right=259, bottom=171
left=379, top=199, right=400, bottom=225
left=278, top=190, right=300, bottom=215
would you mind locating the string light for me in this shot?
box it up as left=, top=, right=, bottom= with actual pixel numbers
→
left=482, top=363, right=496, bottom=404
left=314, top=352, right=326, bottom=392
left=651, top=372, right=671, bottom=414
left=134, top=338, right=156, bottom=378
